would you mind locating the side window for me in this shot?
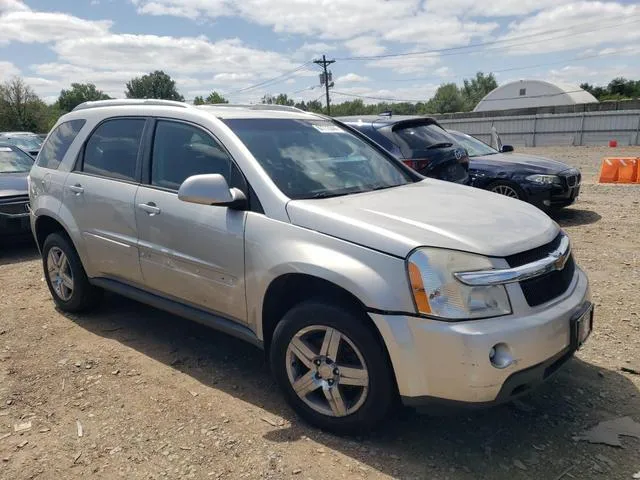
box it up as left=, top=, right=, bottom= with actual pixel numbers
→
left=151, top=120, right=232, bottom=190
left=36, top=119, right=86, bottom=169
left=82, top=118, right=145, bottom=181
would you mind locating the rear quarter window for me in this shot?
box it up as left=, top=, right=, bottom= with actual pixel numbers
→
left=36, top=119, right=86, bottom=170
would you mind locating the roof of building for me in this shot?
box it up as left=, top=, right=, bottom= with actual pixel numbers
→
left=474, top=80, right=598, bottom=112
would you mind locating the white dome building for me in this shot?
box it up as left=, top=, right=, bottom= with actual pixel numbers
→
left=474, top=80, right=598, bottom=112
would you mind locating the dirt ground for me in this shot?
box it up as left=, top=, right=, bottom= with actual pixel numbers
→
left=1, top=145, right=639, bottom=480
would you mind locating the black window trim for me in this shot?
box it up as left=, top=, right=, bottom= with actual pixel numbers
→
left=141, top=117, right=264, bottom=213
left=73, top=115, right=150, bottom=185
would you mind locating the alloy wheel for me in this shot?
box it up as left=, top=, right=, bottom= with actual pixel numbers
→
left=491, top=184, right=520, bottom=198
left=285, top=325, right=369, bottom=418
left=47, top=246, right=74, bottom=301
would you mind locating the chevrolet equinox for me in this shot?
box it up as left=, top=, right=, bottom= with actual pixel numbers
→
left=28, top=100, right=593, bottom=434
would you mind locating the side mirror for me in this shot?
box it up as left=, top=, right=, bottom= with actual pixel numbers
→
left=500, top=145, right=514, bottom=153
left=178, top=174, right=247, bottom=210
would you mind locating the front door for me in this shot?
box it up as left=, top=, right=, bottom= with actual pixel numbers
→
left=64, top=117, right=147, bottom=284
left=134, top=119, right=247, bottom=323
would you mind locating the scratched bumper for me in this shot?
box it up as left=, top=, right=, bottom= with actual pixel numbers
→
left=369, top=267, right=590, bottom=405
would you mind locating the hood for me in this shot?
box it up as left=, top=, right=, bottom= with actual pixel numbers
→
left=0, top=172, right=29, bottom=197
left=469, top=152, right=572, bottom=174
left=286, top=180, right=558, bottom=259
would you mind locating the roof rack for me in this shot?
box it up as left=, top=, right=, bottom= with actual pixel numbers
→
left=196, top=103, right=306, bottom=113
left=72, top=99, right=191, bottom=111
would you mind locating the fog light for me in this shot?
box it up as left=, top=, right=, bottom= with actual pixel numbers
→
left=490, top=343, right=514, bottom=369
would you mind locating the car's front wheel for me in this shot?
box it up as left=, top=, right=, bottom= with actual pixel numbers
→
left=488, top=180, right=525, bottom=200
left=270, top=300, right=395, bottom=435
left=42, top=233, right=102, bottom=312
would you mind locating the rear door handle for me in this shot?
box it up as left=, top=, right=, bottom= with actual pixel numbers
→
left=138, top=202, right=161, bottom=216
left=68, top=184, right=84, bottom=195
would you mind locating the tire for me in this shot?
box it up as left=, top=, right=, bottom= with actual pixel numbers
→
left=270, top=300, right=395, bottom=435
left=42, top=232, right=103, bottom=312
left=487, top=180, right=525, bottom=201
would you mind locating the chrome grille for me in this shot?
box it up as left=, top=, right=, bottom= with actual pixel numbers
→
left=562, top=171, right=581, bottom=187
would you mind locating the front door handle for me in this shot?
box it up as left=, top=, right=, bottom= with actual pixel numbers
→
left=138, top=202, right=161, bottom=216
left=68, top=184, right=84, bottom=195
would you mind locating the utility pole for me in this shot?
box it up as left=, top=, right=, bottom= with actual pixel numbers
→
left=314, top=54, right=335, bottom=115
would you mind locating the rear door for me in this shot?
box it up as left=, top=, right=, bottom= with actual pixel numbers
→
left=134, top=119, right=247, bottom=322
left=63, top=117, right=146, bottom=283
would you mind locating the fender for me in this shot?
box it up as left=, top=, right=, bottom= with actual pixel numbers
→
left=243, top=213, right=415, bottom=340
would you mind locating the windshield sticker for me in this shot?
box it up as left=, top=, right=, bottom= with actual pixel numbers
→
left=312, top=124, right=343, bottom=133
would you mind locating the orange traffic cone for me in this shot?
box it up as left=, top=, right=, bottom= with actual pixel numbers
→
left=599, top=157, right=640, bottom=184
left=618, top=158, right=638, bottom=183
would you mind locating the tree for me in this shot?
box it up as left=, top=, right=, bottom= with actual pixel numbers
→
left=193, top=91, right=228, bottom=105
left=462, top=72, right=497, bottom=110
left=262, top=93, right=295, bottom=106
left=425, top=83, right=466, bottom=113
left=57, top=83, right=111, bottom=112
left=0, top=77, right=51, bottom=132
left=205, top=91, right=228, bottom=104
left=125, top=70, right=184, bottom=101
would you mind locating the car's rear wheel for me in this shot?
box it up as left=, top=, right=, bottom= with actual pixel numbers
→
left=488, top=181, right=524, bottom=200
left=42, top=233, right=102, bottom=312
left=270, top=300, right=395, bottom=435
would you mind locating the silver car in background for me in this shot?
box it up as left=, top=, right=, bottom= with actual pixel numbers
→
left=28, top=100, right=593, bottom=434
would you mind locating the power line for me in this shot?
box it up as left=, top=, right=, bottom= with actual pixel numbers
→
left=223, top=62, right=313, bottom=96
left=385, top=49, right=636, bottom=83
left=335, top=15, right=640, bottom=61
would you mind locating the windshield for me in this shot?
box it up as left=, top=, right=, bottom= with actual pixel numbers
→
left=448, top=131, right=498, bottom=157
left=4, top=136, right=41, bottom=151
left=223, top=118, right=413, bottom=199
left=0, top=146, right=34, bottom=173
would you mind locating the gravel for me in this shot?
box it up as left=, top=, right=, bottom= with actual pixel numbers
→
left=0, top=145, right=639, bottom=479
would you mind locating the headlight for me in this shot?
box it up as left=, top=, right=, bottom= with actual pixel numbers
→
left=407, top=248, right=511, bottom=320
left=525, top=174, right=561, bottom=185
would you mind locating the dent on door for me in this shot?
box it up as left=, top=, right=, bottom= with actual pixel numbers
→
left=135, top=188, right=247, bottom=322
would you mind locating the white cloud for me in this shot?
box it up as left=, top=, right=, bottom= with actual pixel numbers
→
left=546, top=63, right=640, bottom=87
left=500, top=2, right=640, bottom=55
left=0, top=61, right=20, bottom=81
left=367, top=53, right=440, bottom=74
left=424, top=0, right=573, bottom=17
left=0, top=10, right=111, bottom=45
left=435, top=66, right=452, bottom=77
left=383, top=17, right=498, bottom=48
left=53, top=35, right=298, bottom=76
left=0, top=0, right=29, bottom=13
left=132, top=0, right=229, bottom=19
left=344, top=36, right=386, bottom=56
left=336, top=73, right=370, bottom=84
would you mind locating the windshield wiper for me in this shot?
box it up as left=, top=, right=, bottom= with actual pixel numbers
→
left=304, top=190, right=358, bottom=199
left=427, top=142, right=453, bottom=149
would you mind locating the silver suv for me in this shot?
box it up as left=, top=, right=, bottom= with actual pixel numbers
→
left=28, top=100, right=593, bottom=434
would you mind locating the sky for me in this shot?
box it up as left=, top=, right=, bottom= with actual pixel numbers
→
left=0, top=0, right=639, bottom=105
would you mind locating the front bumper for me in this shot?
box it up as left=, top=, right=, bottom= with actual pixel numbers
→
left=0, top=212, right=31, bottom=238
left=523, top=180, right=580, bottom=210
left=370, top=267, right=591, bottom=407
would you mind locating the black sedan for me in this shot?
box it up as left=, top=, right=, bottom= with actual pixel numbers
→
left=447, top=130, right=581, bottom=210
left=336, top=115, right=470, bottom=184
left=0, top=144, right=34, bottom=241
